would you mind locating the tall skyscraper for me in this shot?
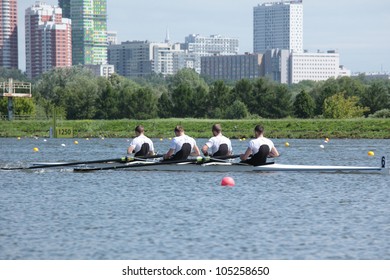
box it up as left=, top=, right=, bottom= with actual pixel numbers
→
left=25, top=2, right=72, bottom=79
left=253, top=0, right=303, bottom=53
left=59, top=0, right=108, bottom=65
left=0, top=0, right=18, bottom=69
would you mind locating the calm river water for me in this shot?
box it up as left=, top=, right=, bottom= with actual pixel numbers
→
left=0, top=137, right=389, bottom=259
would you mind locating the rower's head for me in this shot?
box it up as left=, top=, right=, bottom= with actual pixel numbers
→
left=212, top=124, right=222, bottom=136
left=135, top=125, right=145, bottom=136
left=174, top=125, right=184, bottom=136
left=254, top=125, right=264, bottom=137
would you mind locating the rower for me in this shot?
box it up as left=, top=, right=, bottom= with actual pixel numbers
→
left=127, top=125, right=155, bottom=157
left=163, top=125, right=200, bottom=160
left=240, top=125, right=279, bottom=166
left=202, top=124, right=232, bottom=157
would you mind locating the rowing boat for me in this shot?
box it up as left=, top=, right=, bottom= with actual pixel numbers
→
left=73, top=156, right=389, bottom=174
left=3, top=156, right=387, bottom=174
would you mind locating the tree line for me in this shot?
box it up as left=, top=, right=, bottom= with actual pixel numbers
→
left=1, top=66, right=390, bottom=120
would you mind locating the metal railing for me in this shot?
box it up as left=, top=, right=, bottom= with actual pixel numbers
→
left=0, top=114, right=39, bottom=120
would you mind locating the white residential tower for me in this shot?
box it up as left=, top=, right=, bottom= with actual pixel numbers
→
left=254, top=0, right=303, bottom=53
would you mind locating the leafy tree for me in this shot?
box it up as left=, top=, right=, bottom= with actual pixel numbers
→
left=250, top=77, right=273, bottom=117
left=118, top=87, right=136, bottom=119
left=0, top=67, right=29, bottom=82
left=171, top=84, right=195, bottom=118
left=233, top=79, right=254, bottom=103
left=33, top=66, right=98, bottom=119
left=294, top=90, right=315, bottom=118
left=166, top=70, right=210, bottom=118
left=95, top=78, right=119, bottom=119
left=14, top=98, right=36, bottom=116
left=336, top=76, right=365, bottom=98
left=168, top=68, right=208, bottom=92
left=323, top=92, right=368, bottom=119
left=360, top=80, right=389, bottom=115
left=157, top=92, right=173, bottom=118
left=0, top=98, right=35, bottom=117
left=0, top=98, right=6, bottom=114
left=225, top=100, right=249, bottom=119
left=63, top=76, right=99, bottom=119
left=289, top=80, right=317, bottom=98
left=311, top=78, right=340, bottom=115
left=248, top=78, right=292, bottom=118
left=270, top=84, right=293, bottom=118
left=192, top=85, right=209, bottom=118
left=369, top=109, right=390, bottom=118
left=131, top=87, right=158, bottom=119
left=208, top=80, right=231, bottom=118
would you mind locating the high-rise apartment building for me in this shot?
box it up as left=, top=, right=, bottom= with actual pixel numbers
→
left=108, top=41, right=153, bottom=78
left=108, top=41, right=183, bottom=78
left=182, top=34, right=239, bottom=73
left=201, top=54, right=264, bottom=81
left=25, top=2, right=72, bottom=79
left=107, top=31, right=117, bottom=45
left=0, top=0, right=18, bottom=69
left=254, top=0, right=303, bottom=53
left=184, top=34, right=239, bottom=56
left=109, top=34, right=240, bottom=77
left=59, top=0, right=107, bottom=65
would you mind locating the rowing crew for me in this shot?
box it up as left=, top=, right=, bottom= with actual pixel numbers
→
left=127, top=124, right=280, bottom=166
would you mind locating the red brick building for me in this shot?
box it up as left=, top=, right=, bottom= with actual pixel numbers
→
left=25, top=2, right=71, bottom=79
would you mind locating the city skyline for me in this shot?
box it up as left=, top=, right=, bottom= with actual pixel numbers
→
left=17, top=0, right=390, bottom=73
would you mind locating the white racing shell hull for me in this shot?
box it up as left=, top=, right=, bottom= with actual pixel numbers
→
left=118, top=161, right=389, bottom=174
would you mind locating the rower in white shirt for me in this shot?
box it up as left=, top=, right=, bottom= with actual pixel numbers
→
left=127, top=125, right=155, bottom=157
left=202, top=124, right=232, bottom=157
left=163, top=125, right=200, bottom=160
left=240, top=125, right=279, bottom=166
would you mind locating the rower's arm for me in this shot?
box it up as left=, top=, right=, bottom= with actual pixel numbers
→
left=269, top=147, right=280, bottom=157
left=240, top=147, right=252, bottom=161
left=163, top=148, right=175, bottom=160
left=127, top=146, right=135, bottom=154
left=201, top=144, right=209, bottom=156
left=191, top=145, right=201, bottom=157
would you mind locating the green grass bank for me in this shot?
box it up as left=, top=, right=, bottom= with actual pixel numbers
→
left=1, top=118, right=390, bottom=139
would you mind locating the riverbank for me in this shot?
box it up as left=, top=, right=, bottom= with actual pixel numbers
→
left=1, top=118, right=390, bottom=139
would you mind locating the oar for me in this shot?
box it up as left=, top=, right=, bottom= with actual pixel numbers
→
left=211, top=155, right=240, bottom=160
left=1, top=154, right=163, bottom=171
left=203, top=155, right=275, bottom=166
left=202, top=155, right=260, bottom=166
left=201, top=155, right=239, bottom=163
left=73, top=158, right=198, bottom=173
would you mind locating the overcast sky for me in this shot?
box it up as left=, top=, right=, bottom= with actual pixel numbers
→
left=18, top=0, right=390, bottom=73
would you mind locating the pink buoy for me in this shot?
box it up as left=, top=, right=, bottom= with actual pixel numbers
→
left=221, top=177, right=235, bottom=187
